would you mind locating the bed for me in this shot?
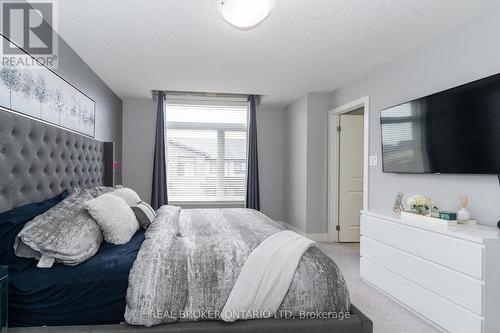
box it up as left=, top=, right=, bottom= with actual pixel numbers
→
left=9, top=230, right=145, bottom=327
left=0, top=110, right=372, bottom=333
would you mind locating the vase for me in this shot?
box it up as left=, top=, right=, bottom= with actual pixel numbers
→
left=457, top=208, right=470, bottom=222
left=412, top=205, right=429, bottom=216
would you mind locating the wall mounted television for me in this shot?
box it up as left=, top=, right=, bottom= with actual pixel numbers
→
left=380, top=73, right=500, bottom=174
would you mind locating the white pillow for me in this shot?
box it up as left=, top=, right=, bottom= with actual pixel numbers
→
left=112, top=188, right=141, bottom=206
left=85, top=193, right=139, bottom=245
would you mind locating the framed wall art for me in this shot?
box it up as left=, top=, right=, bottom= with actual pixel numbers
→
left=0, top=34, right=95, bottom=137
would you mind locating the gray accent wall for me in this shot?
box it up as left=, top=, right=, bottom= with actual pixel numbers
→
left=55, top=37, right=123, bottom=183
left=122, top=98, right=285, bottom=222
left=1, top=23, right=123, bottom=182
left=330, top=6, right=500, bottom=226
left=2, top=1, right=123, bottom=182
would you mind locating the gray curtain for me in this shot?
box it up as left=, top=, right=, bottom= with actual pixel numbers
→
left=151, top=91, right=168, bottom=209
left=245, top=95, right=260, bottom=210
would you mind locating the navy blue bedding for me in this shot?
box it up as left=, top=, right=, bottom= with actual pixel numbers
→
left=0, top=191, right=69, bottom=272
left=8, top=230, right=145, bottom=327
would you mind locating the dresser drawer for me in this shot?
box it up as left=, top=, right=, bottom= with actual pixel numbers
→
left=361, top=236, right=483, bottom=315
left=361, top=258, right=483, bottom=333
left=361, top=215, right=484, bottom=279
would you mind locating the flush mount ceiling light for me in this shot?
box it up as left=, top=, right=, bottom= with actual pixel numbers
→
left=218, top=0, right=272, bottom=30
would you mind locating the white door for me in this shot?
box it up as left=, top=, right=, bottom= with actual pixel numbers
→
left=338, top=114, right=364, bottom=242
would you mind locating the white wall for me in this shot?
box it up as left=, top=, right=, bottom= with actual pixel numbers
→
left=122, top=98, right=285, bottom=222
left=122, top=98, right=156, bottom=203
left=305, top=93, right=330, bottom=233
left=330, top=6, right=500, bottom=226
left=283, top=96, right=308, bottom=231
left=123, top=5, right=500, bottom=230
left=282, top=93, right=330, bottom=234
left=257, top=105, right=285, bottom=221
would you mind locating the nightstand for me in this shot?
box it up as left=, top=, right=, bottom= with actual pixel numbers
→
left=0, top=266, right=6, bottom=333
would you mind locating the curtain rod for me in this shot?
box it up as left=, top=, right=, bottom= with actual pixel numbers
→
left=151, top=91, right=261, bottom=105
left=152, top=90, right=251, bottom=98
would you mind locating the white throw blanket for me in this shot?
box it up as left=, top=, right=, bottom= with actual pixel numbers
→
left=221, top=230, right=316, bottom=322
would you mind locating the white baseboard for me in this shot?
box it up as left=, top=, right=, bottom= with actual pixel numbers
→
left=277, top=221, right=330, bottom=242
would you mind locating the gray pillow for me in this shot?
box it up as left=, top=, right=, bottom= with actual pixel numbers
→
left=132, top=202, right=156, bottom=229
left=14, top=189, right=103, bottom=266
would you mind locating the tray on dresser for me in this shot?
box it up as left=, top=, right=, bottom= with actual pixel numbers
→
left=401, top=211, right=457, bottom=226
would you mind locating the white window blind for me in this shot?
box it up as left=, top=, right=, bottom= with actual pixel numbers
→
left=165, top=96, right=248, bottom=203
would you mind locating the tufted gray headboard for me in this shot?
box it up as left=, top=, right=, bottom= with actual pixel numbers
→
left=0, top=110, right=114, bottom=213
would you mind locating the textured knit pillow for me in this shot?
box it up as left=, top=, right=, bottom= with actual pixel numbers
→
left=132, top=201, right=156, bottom=229
left=112, top=188, right=141, bottom=206
left=85, top=193, right=139, bottom=244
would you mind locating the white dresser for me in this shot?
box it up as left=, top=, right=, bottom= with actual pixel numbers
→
left=360, top=211, right=500, bottom=333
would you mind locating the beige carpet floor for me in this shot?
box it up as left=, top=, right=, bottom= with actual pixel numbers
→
left=318, top=242, right=441, bottom=333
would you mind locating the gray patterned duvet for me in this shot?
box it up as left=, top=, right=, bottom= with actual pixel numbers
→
left=125, top=206, right=350, bottom=327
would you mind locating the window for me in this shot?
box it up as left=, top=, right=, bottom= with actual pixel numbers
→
left=165, top=96, right=248, bottom=203
left=177, top=157, right=196, bottom=176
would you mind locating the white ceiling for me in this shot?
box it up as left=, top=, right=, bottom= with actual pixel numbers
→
left=57, top=0, right=499, bottom=106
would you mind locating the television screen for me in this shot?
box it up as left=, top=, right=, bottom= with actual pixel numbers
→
left=381, top=73, right=500, bottom=174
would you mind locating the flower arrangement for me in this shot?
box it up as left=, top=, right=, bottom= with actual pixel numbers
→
left=406, top=195, right=433, bottom=215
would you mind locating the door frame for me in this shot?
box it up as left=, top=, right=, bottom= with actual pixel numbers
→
left=327, top=96, right=370, bottom=242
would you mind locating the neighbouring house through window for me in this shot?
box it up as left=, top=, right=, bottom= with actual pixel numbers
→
left=165, top=95, right=248, bottom=204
